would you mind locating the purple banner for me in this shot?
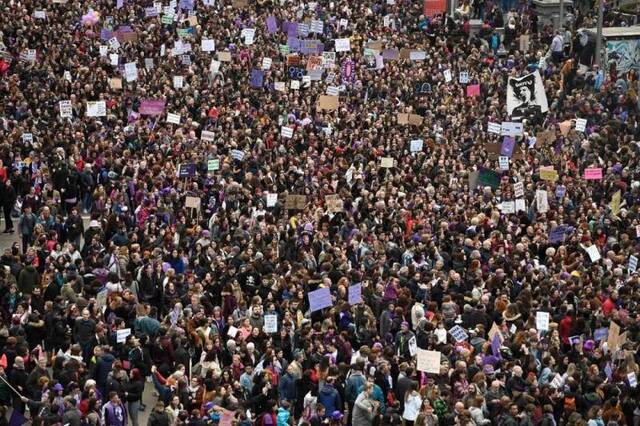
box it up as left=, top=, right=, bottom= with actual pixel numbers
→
left=287, top=37, right=301, bottom=52
left=266, top=15, right=278, bottom=34
left=100, top=28, right=113, bottom=40
left=285, top=21, right=298, bottom=37
left=139, top=99, right=166, bottom=116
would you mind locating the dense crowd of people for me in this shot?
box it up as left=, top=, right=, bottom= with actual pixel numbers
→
left=0, top=0, right=639, bottom=425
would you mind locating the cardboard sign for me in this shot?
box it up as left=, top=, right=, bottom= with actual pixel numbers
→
left=325, top=195, right=343, bottom=213
left=185, top=196, right=201, bottom=209
left=380, top=157, right=394, bottom=168
left=284, top=194, right=306, bottom=210
left=539, top=168, right=559, bottom=181
left=416, top=349, right=441, bottom=374
left=318, top=95, right=339, bottom=110
left=109, top=77, right=123, bottom=90
left=217, top=51, right=232, bottom=62
left=308, top=287, right=332, bottom=312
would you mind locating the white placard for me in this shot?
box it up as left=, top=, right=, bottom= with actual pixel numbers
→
left=536, top=311, right=550, bottom=331
left=501, top=122, right=524, bottom=137
left=629, top=372, right=638, bottom=388
left=22, top=133, right=33, bottom=144
left=310, top=19, right=324, bottom=34
left=575, top=118, right=587, bottom=132
left=326, top=86, right=339, bottom=96
left=227, top=325, right=238, bottom=338
left=515, top=199, right=526, bottom=212
left=59, top=100, right=73, bottom=118
left=99, top=45, right=108, bottom=57
left=264, top=314, right=278, bottom=333
left=86, top=101, right=106, bottom=117
left=202, top=39, right=215, bottom=52
left=582, top=244, right=601, bottom=263
left=410, top=51, right=426, bottom=61
left=116, top=328, right=131, bottom=343
left=487, top=122, right=501, bottom=134
left=500, top=201, right=515, bottom=214
left=124, top=62, right=138, bottom=82
left=416, top=349, right=441, bottom=374
left=629, top=255, right=638, bottom=273
left=173, top=75, right=184, bottom=89
left=110, top=53, right=119, bottom=66
left=262, top=57, right=272, bottom=70
left=34, top=10, right=47, bottom=19
left=201, top=130, right=215, bottom=142
left=459, top=71, right=469, bottom=84
left=108, top=37, right=121, bottom=51
left=334, top=38, right=351, bottom=52
left=443, top=69, right=452, bottom=82
left=514, top=181, right=524, bottom=198
left=536, top=189, right=548, bottom=213
left=274, top=81, right=286, bottom=92
left=408, top=336, right=417, bottom=357
left=499, top=156, right=509, bottom=171
left=231, top=150, right=245, bottom=161
left=281, top=126, right=294, bottom=138
left=266, top=193, right=278, bottom=207
left=410, top=139, right=423, bottom=152
left=166, top=112, right=181, bottom=124
left=290, top=80, right=300, bottom=90
left=210, top=59, right=221, bottom=73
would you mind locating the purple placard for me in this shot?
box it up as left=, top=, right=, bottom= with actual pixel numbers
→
left=287, top=37, right=301, bottom=53
left=179, top=0, right=194, bottom=10
left=309, top=287, right=333, bottom=312
left=348, top=284, right=362, bottom=305
left=300, top=40, right=323, bottom=55
left=286, top=21, right=298, bottom=37
left=100, top=28, right=113, bottom=40
left=266, top=15, right=278, bottom=34
left=382, top=49, right=399, bottom=60
left=145, top=7, right=158, bottom=17
left=501, top=136, right=515, bottom=157
left=250, top=69, right=263, bottom=88
left=549, top=225, right=567, bottom=244
left=178, top=163, right=196, bottom=178
left=139, top=99, right=166, bottom=116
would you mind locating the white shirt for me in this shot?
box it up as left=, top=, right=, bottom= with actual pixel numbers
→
left=551, top=35, right=564, bottom=52
left=403, top=393, right=423, bottom=421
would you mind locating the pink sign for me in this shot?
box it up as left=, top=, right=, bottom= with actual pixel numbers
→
left=584, top=168, right=603, bottom=180
left=139, top=99, right=166, bottom=116
left=467, top=84, right=480, bottom=97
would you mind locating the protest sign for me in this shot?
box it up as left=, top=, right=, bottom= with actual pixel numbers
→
left=281, top=126, right=294, bottom=138
left=416, top=349, right=441, bottom=374
left=610, top=190, right=621, bottom=215
left=201, top=131, right=215, bottom=142
left=86, top=101, right=106, bottom=117
left=325, top=195, right=343, bottom=213
left=185, top=196, right=201, bottom=209
left=166, top=112, right=181, bottom=124
left=536, top=190, right=548, bottom=213
left=575, top=118, right=587, bottom=132
left=380, top=157, right=394, bottom=168
left=59, top=100, right=73, bottom=118
left=506, top=70, right=549, bottom=120
left=459, top=71, right=469, bottom=84
left=582, top=244, right=601, bottom=263
left=539, top=167, right=559, bottom=181
left=536, top=312, right=550, bottom=331
left=308, top=287, right=332, bottom=312
left=629, top=255, right=638, bottom=273
left=140, top=99, right=166, bottom=115
left=264, top=315, right=278, bottom=333
left=178, top=163, right=196, bottom=177
left=334, top=38, right=351, bottom=52
left=116, top=328, right=131, bottom=343
left=408, top=336, right=417, bottom=357
left=449, top=325, right=468, bottom=342
left=410, top=139, right=423, bottom=152
left=318, top=95, right=339, bottom=110
left=608, top=322, right=620, bottom=352
left=487, top=122, right=501, bottom=134
left=501, top=122, right=524, bottom=137
left=514, top=181, right=524, bottom=198
left=584, top=168, right=603, bottom=180
left=207, top=159, right=220, bottom=171
left=109, top=77, right=122, bottom=90
left=466, top=84, right=480, bottom=97
left=266, top=193, right=278, bottom=207
left=499, top=156, right=509, bottom=171
left=284, top=194, right=306, bottom=210
left=348, top=283, right=362, bottom=305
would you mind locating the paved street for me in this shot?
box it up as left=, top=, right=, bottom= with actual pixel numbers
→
left=0, top=217, right=157, bottom=425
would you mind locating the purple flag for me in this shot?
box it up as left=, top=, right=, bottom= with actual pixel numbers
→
left=501, top=136, right=515, bottom=157
left=139, top=99, right=166, bottom=116
left=266, top=15, right=278, bottom=34
left=250, top=69, right=264, bottom=88
left=491, top=334, right=501, bottom=357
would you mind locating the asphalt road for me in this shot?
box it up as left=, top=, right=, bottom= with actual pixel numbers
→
left=0, top=216, right=158, bottom=426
